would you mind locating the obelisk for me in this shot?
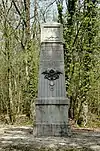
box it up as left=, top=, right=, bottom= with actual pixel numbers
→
left=35, top=23, right=70, bottom=136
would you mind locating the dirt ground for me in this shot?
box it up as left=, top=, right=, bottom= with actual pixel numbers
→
left=0, top=125, right=100, bottom=151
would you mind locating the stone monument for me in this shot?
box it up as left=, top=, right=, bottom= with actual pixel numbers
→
left=35, top=23, right=70, bottom=136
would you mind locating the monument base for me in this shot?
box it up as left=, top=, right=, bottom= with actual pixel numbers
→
left=35, top=123, right=71, bottom=137
left=35, top=97, right=71, bottom=137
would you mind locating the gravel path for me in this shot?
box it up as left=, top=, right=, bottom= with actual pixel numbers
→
left=0, top=125, right=100, bottom=151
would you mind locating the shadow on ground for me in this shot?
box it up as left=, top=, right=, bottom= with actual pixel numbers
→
left=0, top=125, right=100, bottom=151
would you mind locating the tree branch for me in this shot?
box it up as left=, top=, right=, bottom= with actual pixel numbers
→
left=12, top=0, right=27, bottom=27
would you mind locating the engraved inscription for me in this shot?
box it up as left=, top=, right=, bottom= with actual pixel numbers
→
left=45, top=28, right=60, bottom=41
left=41, top=24, right=63, bottom=43
left=40, top=61, right=64, bottom=68
left=40, top=50, right=63, bottom=61
left=41, top=45, right=64, bottom=61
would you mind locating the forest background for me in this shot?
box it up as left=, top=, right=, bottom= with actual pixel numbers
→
left=0, top=0, right=100, bottom=128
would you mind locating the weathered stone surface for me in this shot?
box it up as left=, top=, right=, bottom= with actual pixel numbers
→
left=36, top=23, right=70, bottom=136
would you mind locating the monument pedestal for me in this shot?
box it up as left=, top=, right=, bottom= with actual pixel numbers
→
left=35, top=23, right=70, bottom=136
left=36, top=97, right=70, bottom=136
